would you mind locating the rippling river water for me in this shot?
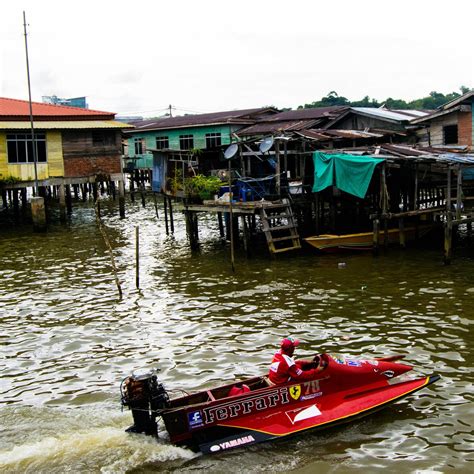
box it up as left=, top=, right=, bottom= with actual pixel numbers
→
left=0, top=197, right=473, bottom=473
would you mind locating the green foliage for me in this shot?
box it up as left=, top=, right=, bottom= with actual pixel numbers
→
left=168, top=169, right=184, bottom=194
left=0, top=175, right=21, bottom=185
left=299, top=86, right=472, bottom=110
left=185, top=174, right=222, bottom=200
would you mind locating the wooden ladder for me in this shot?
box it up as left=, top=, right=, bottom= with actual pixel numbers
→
left=260, top=199, right=301, bottom=254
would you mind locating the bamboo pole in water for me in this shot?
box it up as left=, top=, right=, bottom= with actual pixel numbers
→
left=95, top=200, right=123, bottom=299
left=136, top=226, right=140, bottom=289
left=228, top=159, right=235, bottom=272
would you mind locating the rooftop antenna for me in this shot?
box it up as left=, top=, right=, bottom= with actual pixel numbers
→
left=23, top=11, right=39, bottom=195
left=259, top=136, right=274, bottom=154
left=168, top=104, right=173, bottom=118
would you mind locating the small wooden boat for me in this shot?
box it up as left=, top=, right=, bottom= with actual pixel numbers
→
left=304, top=225, right=433, bottom=252
left=120, top=353, right=439, bottom=454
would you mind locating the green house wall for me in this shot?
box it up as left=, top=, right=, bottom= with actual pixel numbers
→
left=126, top=124, right=241, bottom=169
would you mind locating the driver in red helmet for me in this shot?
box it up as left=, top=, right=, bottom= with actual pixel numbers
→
left=268, top=336, right=324, bottom=385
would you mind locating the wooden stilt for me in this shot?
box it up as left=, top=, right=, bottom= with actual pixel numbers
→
left=444, top=167, right=452, bottom=264
left=135, top=226, right=140, bottom=289
left=1, top=190, right=7, bottom=209
left=118, top=180, right=125, bottom=219
left=242, top=215, right=250, bottom=256
left=59, top=183, right=66, bottom=222
left=140, top=185, right=146, bottom=208
left=92, top=182, right=98, bottom=202
left=399, top=217, right=406, bottom=248
left=169, top=197, right=174, bottom=234
left=153, top=192, right=159, bottom=220
left=164, top=195, right=169, bottom=235
left=314, top=193, right=320, bottom=234
left=217, top=212, right=224, bottom=238
left=66, top=185, right=72, bottom=215
left=193, top=212, right=199, bottom=245
left=130, top=173, right=135, bottom=202
left=21, top=188, right=27, bottom=215
left=12, top=189, right=19, bottom=218
left=372, top=218, right=380, bottom=255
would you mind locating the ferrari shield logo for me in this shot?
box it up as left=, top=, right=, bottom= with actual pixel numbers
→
left=289, top=385, right=301, bottom=400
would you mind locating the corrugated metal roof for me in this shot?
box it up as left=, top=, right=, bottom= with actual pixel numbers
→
left=264, top=106, right=347, bottom=121
left=0, top=120, right=133, bottom=130
left=351, top=107, right=425, bottom=122
left=124, top=107, right=277, bottom=132
left=0, top=97, right=115, bottom=120
left=297, top=129, right=385, bottom=141
left=237, top=119, right=324, bottom=135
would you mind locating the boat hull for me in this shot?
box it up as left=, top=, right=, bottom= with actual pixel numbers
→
left=158, top=354, right=439, bottom=454
left=304, top=226, right=433, bottom=252
left=197, top=374, right=439, bottom=454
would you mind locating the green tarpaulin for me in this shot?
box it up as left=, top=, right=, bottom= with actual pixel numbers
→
left=312, top=152, right=385, bottom=199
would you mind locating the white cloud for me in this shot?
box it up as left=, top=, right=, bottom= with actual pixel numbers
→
left=1, top=0, right=473, bottom=116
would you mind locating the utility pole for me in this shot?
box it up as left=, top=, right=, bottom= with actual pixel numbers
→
left=23, top=11, right=39, bottom=195
left=168, top=104, right=173, bottom=118
left=23, top=11, right=45, bottom=231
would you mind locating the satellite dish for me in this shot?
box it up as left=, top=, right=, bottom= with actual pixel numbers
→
left=224, top=143, right=239, bottom=160
left=259, top=136, right=274, bottom=153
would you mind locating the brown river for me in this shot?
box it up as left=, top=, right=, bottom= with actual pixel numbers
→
left=0, top=197, right=473, bottom=473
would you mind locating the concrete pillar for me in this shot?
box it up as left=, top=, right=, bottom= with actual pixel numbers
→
left=31, top=196, right=47, bottom=232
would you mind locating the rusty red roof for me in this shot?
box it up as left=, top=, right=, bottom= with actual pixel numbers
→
left=124, top=107, right=278, bottom=132
left=0, top=97, right=115, bottom=121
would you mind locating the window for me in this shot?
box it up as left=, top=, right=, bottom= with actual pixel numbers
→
left=6, top=133, right=47, bottom=163
left=205, top=132, right=221, bottom=149
left=179, top=134, right=194, bottom=150
left=444, top=125, right=458, bottom=145
left=134, top=138, right=145, bottom=154
left=156, top=136, right=169, bottom=149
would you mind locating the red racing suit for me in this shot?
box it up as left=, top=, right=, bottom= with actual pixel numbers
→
left=268, top=349, right=319, bottom=385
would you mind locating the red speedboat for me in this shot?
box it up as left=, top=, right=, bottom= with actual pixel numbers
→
left=121, top=353, right=439, bottom=454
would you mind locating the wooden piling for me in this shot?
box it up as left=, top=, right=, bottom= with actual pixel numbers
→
left=140, top=185, right=146, bottom=208
left=59, top=183, right=66, bottom=222
left=456, top=165, right=462, bottom=221
left=66, top=185, right=72, bottom=215
left=135, top=226, right=140, bottom=289
left=164, top=196, right=169, bottom=235
left=21, top=188, right=27, bottom=215
left=130, top=173, right=135, bottom=202
left=444, top=167, right=452, bottom=264
left=118, top=180, right=125, bottom=219
left=12, top=190, right=19, bottom=218
left=372, top=218, right=380, bottom=255
left=399, top=217, right=406, bottom=248
left=153, top=192, right=159, bottom=220
left=217, top=212, right=224, bottom=238
left=241, top=215, right=250, bottom=256
left=168, top=197, right=174, bottom=234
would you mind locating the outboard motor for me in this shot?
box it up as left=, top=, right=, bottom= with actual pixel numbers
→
left=121, top=368, right=170, bottom=436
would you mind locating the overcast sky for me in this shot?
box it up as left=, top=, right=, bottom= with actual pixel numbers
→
left=1, top=0, right=473, bottom=117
